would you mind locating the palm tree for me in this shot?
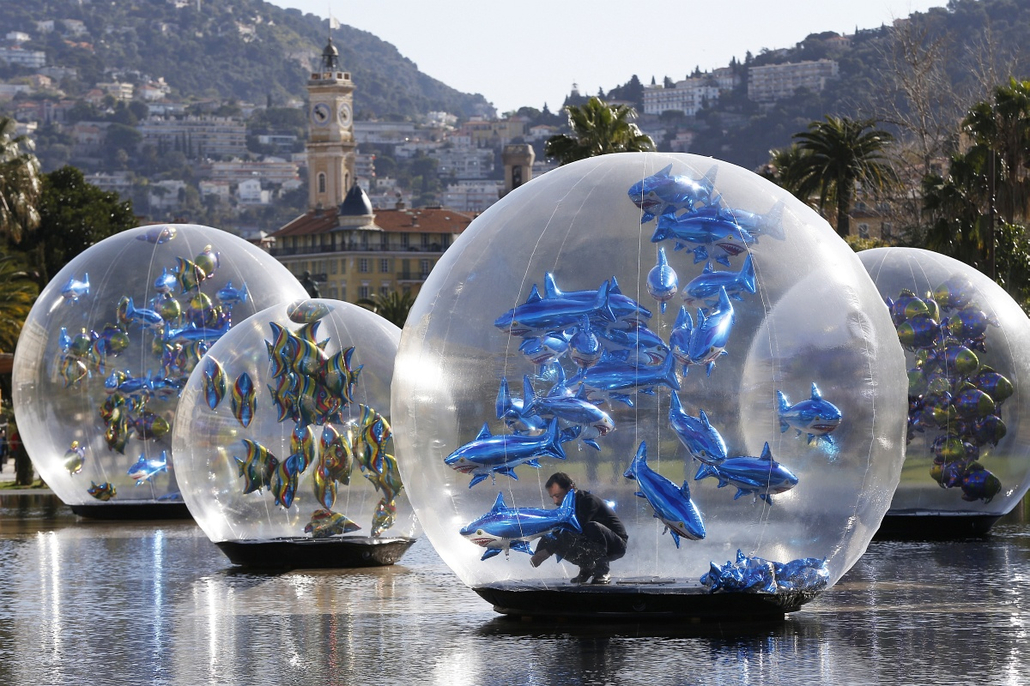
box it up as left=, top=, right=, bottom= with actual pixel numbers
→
left=0, top=253, right=39, bottom=353
left=0, top=117, right=42, bottom=244
left=962, top=77, right=1030, bottom=225
left=357, top=290, right=416, bottom=328
left=545, top=97, right=655, bottom=165
left=761, top=144, right=820, bottom=204
left=791, top=116, right=897, bottom=237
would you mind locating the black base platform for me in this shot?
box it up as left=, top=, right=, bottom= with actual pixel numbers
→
left=875, top=511, right=1002, bottom=540
left=216, top=536, right=417, bottom=569
left=70, top=502, right=193, bottom=520
left=474, top=581, right=820, bottom=621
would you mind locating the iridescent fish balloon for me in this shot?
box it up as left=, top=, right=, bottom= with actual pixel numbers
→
left=682, top=254, right=757, bottom=307
left=304, top=509, right=361, bottom=538
left=670, top=288, right=735, bottom=376
left=230, top=372, right=256, bottom=428
left=201, top=357, right=227, bottom=410
left=87, top=481, right=117, bottom=501
left=668, top=393, right=728, bottom=464
left=627, top=163, right=718, bottom=223
left=63, top=440, right=86, bottom=474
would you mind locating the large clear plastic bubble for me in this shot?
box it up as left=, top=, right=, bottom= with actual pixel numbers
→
left=172, top=299, right=419, bottom=566
left=13, top=224, right=307, bottom=513
left=392, top=153, right=908, bottom=615
left=860, top=247, right=1030, bottom=531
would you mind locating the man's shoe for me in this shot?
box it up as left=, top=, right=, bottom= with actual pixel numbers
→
left=591, top=573, right=611, bottom=585
left=571, top=570, right=593, bottom=584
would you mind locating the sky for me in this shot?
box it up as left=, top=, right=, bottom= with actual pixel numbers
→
left=268, top=1, right=950, bottom=114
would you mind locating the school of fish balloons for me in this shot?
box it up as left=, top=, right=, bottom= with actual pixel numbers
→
left=888, top=276, right=1008, bottom=504
left=451, top=164, right=838, bottom=592
left=202, top=300, right=404, bottom=539
left=54, top=227, right=245, bottom=501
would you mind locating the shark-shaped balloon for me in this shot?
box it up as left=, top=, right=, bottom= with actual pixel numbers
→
left=651, top=207, right=756, bottom=266
left=494, top=279, right=616, bottom=338
left=570, top=347, right=680, bottom=406
left=521, top=375, right=614, bottom=450
left=496, top=377, right=547, bottom=435
left=777, top=383, right=842, bottom=447
left=569, top=316, right=602, bottom=369
left=61, top=274, right=90, bottom=302
left=445, top=418, right=568, bottom=488
left=624, top=441, right=706, bottom=547
left=682, top=254, right=757, bottom=306
left=694, top=442, right=798, bottom=505
left=646, top=247, right=679, bottom=314
left=670, top=288, right=735, bottom=376
left=460, top=490, right=581, bottom=561
left=668, top=393, right=728, bottom=464
left=627, top=163, right=718, bottom=223
left=127, top=451, right=169, bottom=484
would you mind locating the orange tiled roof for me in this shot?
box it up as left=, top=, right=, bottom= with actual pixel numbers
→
left=272, top=206, right=474, bottom=238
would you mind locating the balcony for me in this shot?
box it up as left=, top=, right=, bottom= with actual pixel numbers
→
left=270, top=243, right=446, bottom=257
left=397, top=271, right=432, bottom=282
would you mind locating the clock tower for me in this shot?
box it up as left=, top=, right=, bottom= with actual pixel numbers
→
left=306, top=37, right=356, bottom=210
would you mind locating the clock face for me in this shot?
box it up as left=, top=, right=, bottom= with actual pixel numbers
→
left=338, top=102, right=352, bottom=126
left=311, top=103, right=331, bottom=126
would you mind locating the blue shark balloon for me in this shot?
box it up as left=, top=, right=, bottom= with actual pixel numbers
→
left=570, top=348, right=680, bottom=406
left=521, top=375, right=614, bottom=450
left=595, top=321, right=669, bottom=366
left=646, top=247, right=679, bottom=314
left=61, top=274, right=90, bottom=302
left=628, top=163, right=718, bottom=223
left=127, top=450, right=169, bottom=484
left=668, top=393, right=728, bottom=464
left=624, top=441, right=705, bottom=546
left=651, top=206, right=756, bottom=266
left=461, top=490, right=581, bottom=560
left=682, top=254, right=757, bottom=307
left=495, top=279, right=617, bottom=338
left=701, top=549, right=828, bottom=594
left=444, top=418, right=568, bottom=487
left=519, top=332, right=570, bottom=370
left=216, top=281, right=249, bottom=306
left=670, top=287, right=735, bottom=376
left=694, top=443, right=799, bottom=505
left=569, top=317, right=602, bottom=368
left=495, top=377, right=547, bottom=435
left=777, top=383, right=842, bottom=447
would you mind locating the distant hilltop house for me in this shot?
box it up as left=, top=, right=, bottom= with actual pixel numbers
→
left=643, top=67, right=739, bottom=116
left=747, top=59, right=839, bottom=104
left=643, top=60, right=839, bottom=116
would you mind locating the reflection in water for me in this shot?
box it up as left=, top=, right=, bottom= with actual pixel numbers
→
left=0, top=494, right=1028, bottom=684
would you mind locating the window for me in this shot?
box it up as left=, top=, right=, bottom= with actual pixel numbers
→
left=318, top=173, right=326, bottom=194
left=400, top=233, right=409, bottom=248
left=380, top=258, right=390, bottom=273
left=380, top=284, right=391, bottom=296
left=858, top=223, right=869, bottom=239
left=421, top=259, right=431, bottom=276
left=421, top=233, right=430, bottom=247
left=330, top=260, right=337, bottom=275
left=359, top=258, right=369, bottom=273
left=358, top=284, right=370, bottom=299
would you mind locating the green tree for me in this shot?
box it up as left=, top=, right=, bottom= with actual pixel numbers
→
left=962, top=77, right=1030, bottom=224
left=791, top=116, right=897, bottom=237
left=0, top=253, right=38, bottom=353
left=0, top=116, right=42, bottom=244
left=17, top=166, right=136, bottom=286
left=357, top=290, right=416, bottom=327
left=544, top=97, right=655, bottom=165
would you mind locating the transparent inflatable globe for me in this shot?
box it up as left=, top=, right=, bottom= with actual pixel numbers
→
left=13, top=224, right=307, bottom=512
left=393, top=153, right=908, bottom=615
left=860, top=247, right=1030, bottom=530
left=172, top=299, right=418, bottom=566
